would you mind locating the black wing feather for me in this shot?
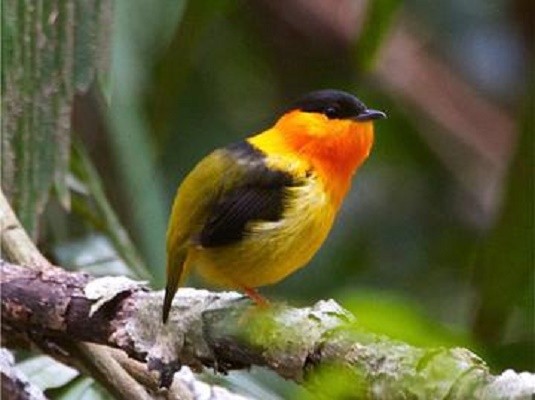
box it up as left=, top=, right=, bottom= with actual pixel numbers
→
left=199, top=141, right=296, bottom=248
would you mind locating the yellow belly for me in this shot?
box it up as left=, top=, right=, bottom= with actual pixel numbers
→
left=191, top=175, right=336, bottom=288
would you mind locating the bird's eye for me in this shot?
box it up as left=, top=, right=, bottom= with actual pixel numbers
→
left=324, top=106, right=339, bottom=118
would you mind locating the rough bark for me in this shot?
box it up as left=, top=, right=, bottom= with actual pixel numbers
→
left=0, top=190, right=248, bottom=399
left=2, top=260, right=534, bottom=399
left=0, top=348, right=47, bottom=400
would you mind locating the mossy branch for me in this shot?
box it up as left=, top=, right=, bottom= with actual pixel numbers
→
left=0, top=190, right=244, bottom=400
left=2, top=258, right=534, bottom=399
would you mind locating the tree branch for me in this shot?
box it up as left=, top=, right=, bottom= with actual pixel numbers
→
left=0, top=190, right=152, bottom=399
left=0, top=192, right=49, bottom=269
left=0, top=348, right=47, bottom=400
left=2, top=260, right=534, bottom=399
left=0, top=190, right=257, bottom=399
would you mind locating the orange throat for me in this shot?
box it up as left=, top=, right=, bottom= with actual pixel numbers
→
left=249, top=111, right=375, bottom=208
left=277, top=111, right=374, bottom=207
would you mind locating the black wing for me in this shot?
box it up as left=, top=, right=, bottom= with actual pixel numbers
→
left=199, top=141, right=296, bottom=248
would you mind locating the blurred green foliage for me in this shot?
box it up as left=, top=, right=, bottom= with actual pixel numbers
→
left=353, top=0, right=402, bottom=70
left=342, top=291, right=474, bottom=350
left=2, top=0, right=110, bottom=236
left=16, top=355, right=108, bottom=399
left=2, top=0, right=533, bottom=397
left=471, top=90, right=534, bottom=370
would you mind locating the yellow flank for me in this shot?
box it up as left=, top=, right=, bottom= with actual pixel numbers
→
left=162, top=89, right=385, bottom=323
left=164, top=150, right=244, bottom=295
left=195, top=157, right=336, bottom=288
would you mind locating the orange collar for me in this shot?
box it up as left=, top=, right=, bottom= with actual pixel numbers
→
left=249, top=111, right=374, bottom=207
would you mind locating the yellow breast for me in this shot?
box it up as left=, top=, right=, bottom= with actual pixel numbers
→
left=192, top=156, right=336, bottom=289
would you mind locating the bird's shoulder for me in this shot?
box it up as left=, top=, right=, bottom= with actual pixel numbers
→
left=197, top=141, right=309, bottom=247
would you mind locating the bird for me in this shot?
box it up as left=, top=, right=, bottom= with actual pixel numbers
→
left=162, top=89, right=386, bottom=323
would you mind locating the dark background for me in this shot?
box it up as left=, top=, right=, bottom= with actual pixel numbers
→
left=35, top=0, right=533, bottom=397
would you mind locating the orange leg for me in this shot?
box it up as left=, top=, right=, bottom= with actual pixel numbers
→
left=242, top=287, right=270, bottom=308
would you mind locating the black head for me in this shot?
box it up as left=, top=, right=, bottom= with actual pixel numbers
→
left=287, top=89, right=386, bottom=121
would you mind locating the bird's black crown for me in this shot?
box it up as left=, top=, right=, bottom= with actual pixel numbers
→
left=287, top=89, right=386, bottom=121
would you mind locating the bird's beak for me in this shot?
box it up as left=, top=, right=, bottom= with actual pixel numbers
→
left=354, top=109, right=387, bottom=122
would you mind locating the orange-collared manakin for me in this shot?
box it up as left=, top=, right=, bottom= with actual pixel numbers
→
left=163, top=89, right=386, bottom=322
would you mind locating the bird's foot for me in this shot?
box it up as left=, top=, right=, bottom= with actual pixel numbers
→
left=242, top=286, right=270, bottom=308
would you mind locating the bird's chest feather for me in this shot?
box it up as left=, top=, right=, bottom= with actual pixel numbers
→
left=250, top=153, right=337, bottom=245
left=249, top=172, right=336, bottom=258
left=195, top=161, right=337, bottom=288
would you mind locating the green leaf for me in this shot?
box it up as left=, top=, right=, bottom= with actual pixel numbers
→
left=146, top=0, right=236, bottom=145
left=106, top=0, right=190, bottom=284
left=1, top=0, right=112, bottom=237
left=17, top=355, right=79, bottom=391
left=342, top=291, right=474, bottom=349
left=48, top=376, right=110, bottom=400
left=353, top=0, right=402, bottom=71
left=70, top=143, right=152, bottom=280
left=53, top=233, right=138, bottom=277
left=472, top=87, right=534, bottom=351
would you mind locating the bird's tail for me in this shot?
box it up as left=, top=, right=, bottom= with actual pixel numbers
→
left=162, top=249, right=189, bottom=323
